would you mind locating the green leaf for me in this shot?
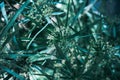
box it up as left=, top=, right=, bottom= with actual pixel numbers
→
left=0, top=65, right=25, bottom=80
left=0, top=0, right=31, bottom=40
left=0, top=2, right=8, bottom=24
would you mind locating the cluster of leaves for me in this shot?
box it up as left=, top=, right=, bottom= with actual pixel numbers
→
left=0, top=0, right=120, bottom=80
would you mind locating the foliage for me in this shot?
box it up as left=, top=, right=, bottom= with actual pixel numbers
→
left=0, top=0, right=120, bottom=80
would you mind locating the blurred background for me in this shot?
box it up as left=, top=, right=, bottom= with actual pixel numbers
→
left=0, top=0, right=120, bottom=80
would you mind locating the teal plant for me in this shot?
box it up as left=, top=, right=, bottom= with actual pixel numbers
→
left=0, top=0, right=120, bottom=80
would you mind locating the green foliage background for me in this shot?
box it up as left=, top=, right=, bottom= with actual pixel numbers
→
left=0, top=0, right=120, bottom=80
